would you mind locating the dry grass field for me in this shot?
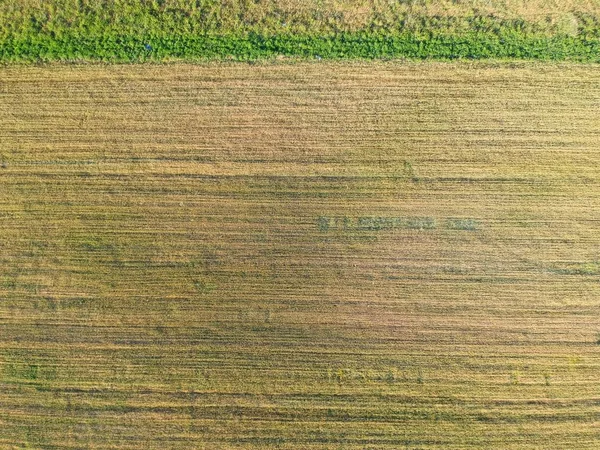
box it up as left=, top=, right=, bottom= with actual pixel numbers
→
left=2, top=61, right=600, bottom=448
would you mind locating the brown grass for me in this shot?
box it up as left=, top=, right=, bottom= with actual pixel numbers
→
left=1, top=61, right=600, bottom=448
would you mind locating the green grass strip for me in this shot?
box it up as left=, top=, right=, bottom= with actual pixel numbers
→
left=1, top=32, right=600, bottom=63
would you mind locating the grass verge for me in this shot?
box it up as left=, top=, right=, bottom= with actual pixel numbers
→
left=2, top=31, right=600, bottom=62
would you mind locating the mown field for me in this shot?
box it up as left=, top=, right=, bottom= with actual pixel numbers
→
left=2, top=61, right=600, bottom=448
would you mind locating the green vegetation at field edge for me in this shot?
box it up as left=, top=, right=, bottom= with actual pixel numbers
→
left=1, top=1, right=600, bottom=62
left=2, top=31, right=600, bottom=62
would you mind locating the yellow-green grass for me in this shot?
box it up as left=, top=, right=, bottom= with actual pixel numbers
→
left=3, top=0, right=600, bottom=36
left=2, top=61, right=600, bottom=448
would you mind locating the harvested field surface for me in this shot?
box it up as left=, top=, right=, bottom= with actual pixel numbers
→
left=1, top=62, right=600, bottom=448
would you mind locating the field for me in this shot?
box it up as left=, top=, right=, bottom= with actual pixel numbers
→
left=2, top=61, right=600, bottom=448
